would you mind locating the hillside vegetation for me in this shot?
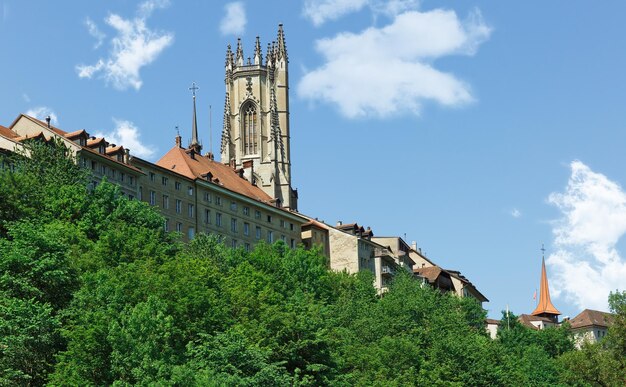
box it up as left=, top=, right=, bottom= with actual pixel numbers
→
left=0, top=141, right=624, bottom=386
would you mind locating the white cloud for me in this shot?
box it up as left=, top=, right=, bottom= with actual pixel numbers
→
left=85, top=17, right=106, bottom=49
left=220, top=2, right=246, bottom=36
left=25, top=106, right=58, bottom=125
left=547, top=160, right=626, bottom=311
left=303, top=0, right=368, bottom=26
left=95, top=119, right=155, bottom=158
left=298, top=8, right=491, bottom=118
left=22, top=93, right=31, bottom=103
left=511, top=208, right=521, bottom=218
left=76, top=0, right=174, bottom=91
left=303, top=0, right=420, bottom=26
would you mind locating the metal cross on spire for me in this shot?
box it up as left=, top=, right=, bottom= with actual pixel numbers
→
left=541, top=243, right=546, bottom=257
left=189, top=82, right=199, bottom=98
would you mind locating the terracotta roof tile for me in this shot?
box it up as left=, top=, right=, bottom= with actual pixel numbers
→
left=414, top=266, right=443, bottom=282
left=0, top=125, right=17, bottom=138
left=156, top=146, right=273, bottom=203
left=570, top=309, right=614, bottom=329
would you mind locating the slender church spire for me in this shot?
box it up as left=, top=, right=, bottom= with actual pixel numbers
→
left=189, top=82, right=202, bottom=154
left=531, top=245, right=560, bottom=322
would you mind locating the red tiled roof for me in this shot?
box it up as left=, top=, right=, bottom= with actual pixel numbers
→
left=11, top=114, right=143, bottom=174
left=518, top=313, right=554, bottom=329
left=570, top=309, right=614, bottom=329
left=414, top=266, right=443, bottom=282
left=156, top=146, right=273, bottom=203
left=65, top=129, right=87, bottom=138
left=0, top=125, right=17, bottom=138
left=87, top=137, right=106, bottom=147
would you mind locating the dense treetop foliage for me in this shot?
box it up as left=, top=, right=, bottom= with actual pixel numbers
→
left=0, top=141, right=624, bottom=386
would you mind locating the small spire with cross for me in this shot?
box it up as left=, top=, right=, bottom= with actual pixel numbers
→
left=541, top=243, right=546, bottom=258
left=188, top=82, right=202, bottom=154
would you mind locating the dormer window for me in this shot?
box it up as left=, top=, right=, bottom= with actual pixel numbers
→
left=99, top=144, right=105, bottom=154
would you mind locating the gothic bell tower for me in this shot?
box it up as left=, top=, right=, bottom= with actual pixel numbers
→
left=221, top=24, right=297, bottom=210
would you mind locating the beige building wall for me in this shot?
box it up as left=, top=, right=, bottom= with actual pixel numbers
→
left=132, top=158, right=304, bottom=248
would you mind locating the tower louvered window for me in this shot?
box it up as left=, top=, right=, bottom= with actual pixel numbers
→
left=243, top=103, right=258, bottom=155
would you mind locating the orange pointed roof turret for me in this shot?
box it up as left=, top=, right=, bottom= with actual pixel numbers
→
left=531, top=245, right=560, bottom=322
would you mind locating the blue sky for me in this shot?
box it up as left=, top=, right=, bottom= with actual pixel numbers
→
left=2, top=0, right=626, bottom=319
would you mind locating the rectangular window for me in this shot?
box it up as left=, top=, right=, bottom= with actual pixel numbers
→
left=231, top=239, right=237, bottom=248
left=188, top=204, right=194, bottom=218
left=176, top=222, right=183, bottom=232
left=267, top=215, right=272, bottom=223
left=162, top=195, right=169, bottom=209
left=216, top=196, right=222, bottom=206
left=255, top=210, right=261, bottom=219
left=176, top=199, right=182, bottom=214
left=188, top=186, right=193, bottom=196
left=91, top=161, right=96, bottom=170
left=149, top=172, right=155, bottom=182
left=256, top=226, right=261, bottom=240
left=243, top=206, right=250, bottom=216
left=230, top=202, right=238, bottom=211
left=245, top=243, right=250, bottom=252
left=120, top=172, right=125, bottom=182
left=203, top=192, right=211, bottom=202
left=267, top=230, right=273, bottom=243
left=290, top=239, right=296, bottom=249
left=243, top=222, right=250, bottom=236
left=138, top=186, right=143, bottom=200
left=129, top=176, right=135, bottom=186
left=281, top=235, right=286, bottom=242
left=280, top=219, right=285, bottom=228
left=175, top=181, right=181, bottom=190
left=188, top=227, right=195, bottom=240
left=204, top=209, right=211, bottom=224
left=290, top=223, right=294, bottom=231
left=164, top=219, right=169, bottom=232
left=162, top=176, right=168, bottom=186
left=216, top=212, right=222, bottom=227
left=231, top=218, right=238, bottom=233
left=149, top=190, right=156, bottom=205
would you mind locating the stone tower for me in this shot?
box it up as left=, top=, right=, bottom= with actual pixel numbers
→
left=221, top=24, right=297, bottom=210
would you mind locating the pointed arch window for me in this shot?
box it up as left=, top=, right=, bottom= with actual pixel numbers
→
left=243, top=103, right=258, bottom=155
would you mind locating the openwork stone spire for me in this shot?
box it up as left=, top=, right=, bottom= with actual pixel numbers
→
left=276, top=24, right=287, bottom=61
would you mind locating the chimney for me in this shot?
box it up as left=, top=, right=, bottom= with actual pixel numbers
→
left=123, top=148, right=130, bottom=164
left=337, top=220, right=342, bottom=226
left=411, top=241, right=417, bottom=251
left=45, top=116, right=51, bottom=128
left=242, top=159, right=254, bottom=182
left=206, top=151, right=215, bottom=161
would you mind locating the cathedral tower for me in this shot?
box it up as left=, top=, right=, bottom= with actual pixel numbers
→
left=221, top=24, right=297, bottom=210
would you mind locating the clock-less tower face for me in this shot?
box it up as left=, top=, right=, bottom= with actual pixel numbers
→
left=221, top=25, right=297, bottom=211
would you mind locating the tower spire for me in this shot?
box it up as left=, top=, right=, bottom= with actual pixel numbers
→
left=236, top=38, right=244, bottom=66
left=254, top=36, right=262, bottom=65
left=220, top=92, right=232, bottom=159
left=531, top=245, right=560, bottom=322
left=189, top=82, right=202, bottom=154
left=276, top=23, right=287, bottom=61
